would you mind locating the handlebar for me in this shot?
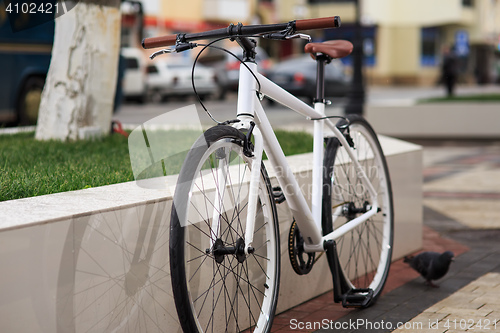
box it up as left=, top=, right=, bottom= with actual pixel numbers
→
left=142, top=35, right=178, bottom=49
left=142, top=16, right=341, bottom=49
left=295, top=16, right=341, bottom=31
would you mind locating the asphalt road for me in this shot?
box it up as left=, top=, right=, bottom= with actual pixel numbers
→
left=114, top=94, right=338, bottom=130
left=113, top=84, right=500, bottom=130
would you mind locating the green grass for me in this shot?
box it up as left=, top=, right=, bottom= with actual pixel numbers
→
left=272, top=130, right=313, bottom=156
left=419, top=93, right=500, bottom=103
left=0, top=132, right=134, bottom=202
left=0, top=129, right=313, bottom=202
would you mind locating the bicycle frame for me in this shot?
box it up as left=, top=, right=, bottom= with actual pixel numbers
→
left=231, top=61, right=379, bottom=253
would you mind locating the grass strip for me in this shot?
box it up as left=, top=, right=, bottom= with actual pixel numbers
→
left=0, top=129, right=313, bottom=202
left=419, top=93, right=500, bottom=103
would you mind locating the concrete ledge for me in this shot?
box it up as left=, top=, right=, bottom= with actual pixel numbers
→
left=366, top=103, right=500, bottom=139
left=0, top=136, right=422, bottom=332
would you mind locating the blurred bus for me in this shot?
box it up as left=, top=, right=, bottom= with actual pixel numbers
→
left=0, top=7, right=54, bottom=125
left=0, top=1, right=143, bottom=126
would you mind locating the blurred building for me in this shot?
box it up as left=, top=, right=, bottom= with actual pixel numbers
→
left=360, top=0, right=500, bottom=85
left=139, top=0, right=500, bottom=85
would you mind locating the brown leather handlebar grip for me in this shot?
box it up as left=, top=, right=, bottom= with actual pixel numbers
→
left=295, top=16, right=341, bottom=31
left=142, top=35, right=178, bottom=49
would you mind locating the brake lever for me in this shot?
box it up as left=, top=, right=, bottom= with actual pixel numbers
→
left=263, top=32, right=312, bottom=42
left=149, top=42, right=198, bottom=60
left=285, top=33, right=312, bottom=42
left=149, top=48, right=174, bottom=60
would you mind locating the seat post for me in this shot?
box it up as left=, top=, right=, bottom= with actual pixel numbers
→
left=314, top=54, right=330, bottom=103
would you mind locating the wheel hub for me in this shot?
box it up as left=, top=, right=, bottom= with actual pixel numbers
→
left=209, top=237, right=249, bottom=264
left=342, top=201, right=371, bottom=220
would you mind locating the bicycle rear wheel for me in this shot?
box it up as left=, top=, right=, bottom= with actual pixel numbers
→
left=322, top=114, right=393, bottom=303
left=170, top=126, right=280, bottom=333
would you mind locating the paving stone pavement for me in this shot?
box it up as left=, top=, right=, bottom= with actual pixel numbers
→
left=392, top=272, right=500, bottom=333
left=271, top=140, right=500, bottom=333
left=422, top=142, right=500, bottom=230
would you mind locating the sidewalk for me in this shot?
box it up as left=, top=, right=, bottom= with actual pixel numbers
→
left=392, top=272, right=500, bottom=333
left=271, top=140, right=500, bottom=333
left=364, top=84, right=500, bottom=139
left=367, top=84, right=500, bottom=107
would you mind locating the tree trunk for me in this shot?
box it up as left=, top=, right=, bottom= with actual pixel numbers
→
left=35, top=0, right=121, bottom=141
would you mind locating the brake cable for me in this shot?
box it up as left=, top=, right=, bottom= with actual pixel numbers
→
left=191, top=36, right=263, bottom=125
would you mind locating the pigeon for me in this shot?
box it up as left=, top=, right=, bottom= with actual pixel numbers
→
left=404, top=251, right=454, bottom=288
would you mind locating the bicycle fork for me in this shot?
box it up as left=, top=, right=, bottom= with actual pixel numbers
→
left=208, top=125, right=263, bottom=259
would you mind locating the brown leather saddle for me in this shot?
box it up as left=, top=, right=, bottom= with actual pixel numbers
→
left=304, top=40, right=353, bottom=59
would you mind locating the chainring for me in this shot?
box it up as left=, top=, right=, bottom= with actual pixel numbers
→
left=288, top=219, right=315, bottom=275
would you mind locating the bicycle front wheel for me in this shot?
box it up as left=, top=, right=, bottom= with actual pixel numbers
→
left=322, top=114, right=393, bottom=303
left=170, top=126, right=280, bottom=333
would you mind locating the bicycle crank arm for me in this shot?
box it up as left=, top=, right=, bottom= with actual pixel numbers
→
left=325, top=240, right=375, bottom=308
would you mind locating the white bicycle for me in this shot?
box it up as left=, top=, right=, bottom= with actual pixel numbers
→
left=143, top=16, right=394, bottom=333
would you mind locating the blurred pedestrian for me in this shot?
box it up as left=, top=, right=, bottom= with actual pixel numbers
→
left=441, top=46, right=458, bottom=97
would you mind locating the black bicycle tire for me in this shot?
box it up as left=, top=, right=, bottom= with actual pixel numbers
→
left=170, top=125, right=280, bottom=333
left=322, top=114, right=394, bottom=303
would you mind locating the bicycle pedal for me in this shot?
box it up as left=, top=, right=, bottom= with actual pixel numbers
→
left=342, top=288, right=374, bottom=308
left=272, top=186, right=286, bottom=204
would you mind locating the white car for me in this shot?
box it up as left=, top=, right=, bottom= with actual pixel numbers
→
left=146, top=61, right=217, bottom=101
left=121, top=47, right=147, bottom=103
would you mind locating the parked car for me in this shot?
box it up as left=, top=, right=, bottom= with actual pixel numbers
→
left=199, top=46, right=272, bottom=99
left=146, top=61, right=217, bottom=101
left=121, top=47, right=147, bottom=103
left=266, top=55, right=351, bottom=103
